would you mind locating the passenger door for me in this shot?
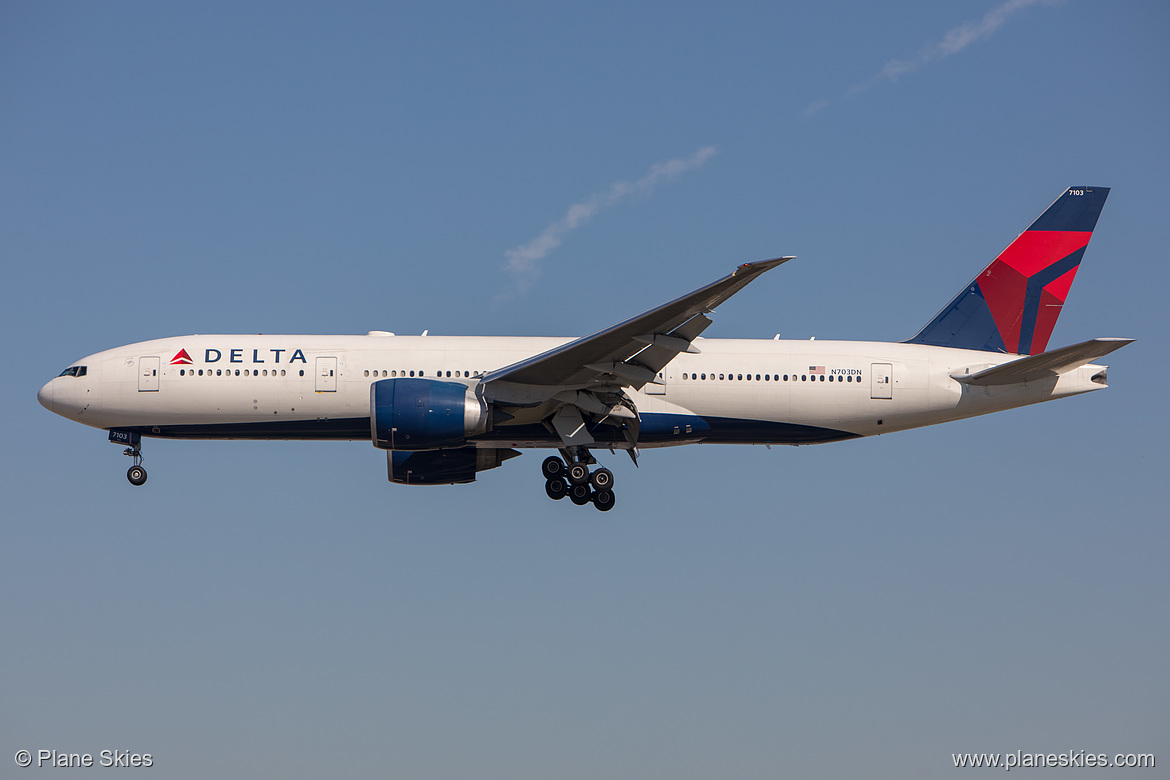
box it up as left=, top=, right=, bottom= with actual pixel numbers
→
left=316, top=356, right=337, bottom=392
left=870, top=363, right=892, bottom=399
left=138, top=356, right=160, bottom=392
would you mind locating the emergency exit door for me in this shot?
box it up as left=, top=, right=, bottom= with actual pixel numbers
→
left=138, top=356, right=160, bottom=392
left=316, top=357, right=337, bottom=392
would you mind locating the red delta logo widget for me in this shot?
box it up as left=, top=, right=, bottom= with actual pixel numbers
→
left=169, top=349, right=193, bottom=365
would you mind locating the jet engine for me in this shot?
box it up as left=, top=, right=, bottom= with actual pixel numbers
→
left=387, top=447, right=520, bottom=485
left=370, top=378, right=489, bottom=450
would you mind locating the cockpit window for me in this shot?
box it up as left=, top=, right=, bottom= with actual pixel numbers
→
left=58, top=366, right=87, bottom=377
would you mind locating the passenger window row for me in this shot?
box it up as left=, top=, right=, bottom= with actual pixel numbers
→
left=179, top=368, right=297, bottom=377
left=170, top=367, right=490, bottom=380
left=175, top=366, right=857, bottom=383
left=680, top=372, right=862, bottom=383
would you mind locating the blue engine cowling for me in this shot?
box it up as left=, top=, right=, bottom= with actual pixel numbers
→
left=370, top=378, right=489, bottom=450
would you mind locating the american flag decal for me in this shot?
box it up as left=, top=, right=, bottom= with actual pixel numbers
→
left=809, top=365, right=825, bottom=375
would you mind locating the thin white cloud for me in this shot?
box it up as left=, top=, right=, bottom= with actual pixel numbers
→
left=499, top=146, right=718, bottom=298
left=805, top=0, right=1061, bottom=115
left=802, top=98, right=830, bottom=118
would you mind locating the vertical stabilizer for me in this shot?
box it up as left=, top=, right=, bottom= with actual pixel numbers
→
left=907, top=187, right=1109, bottom=355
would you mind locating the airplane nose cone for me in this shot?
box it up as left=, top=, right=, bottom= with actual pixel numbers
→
left=37, top=380, right=55, bottom=412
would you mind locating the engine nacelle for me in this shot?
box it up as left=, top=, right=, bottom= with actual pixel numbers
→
left=370, top=378, right=489, bottom=450
left=387, top=447, right=519, bottom=485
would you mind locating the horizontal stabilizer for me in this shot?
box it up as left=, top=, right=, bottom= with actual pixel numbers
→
left=954, top=338, right=1134, bottom=386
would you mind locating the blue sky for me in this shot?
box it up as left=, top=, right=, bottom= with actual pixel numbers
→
left=3, top=2, right=1167, bottom=777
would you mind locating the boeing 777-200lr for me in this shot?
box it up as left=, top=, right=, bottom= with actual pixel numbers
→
left=39, top=187, right=1132, bottom=511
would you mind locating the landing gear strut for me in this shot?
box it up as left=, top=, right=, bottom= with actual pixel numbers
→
left=541, top=452, right=615, bottom=512
left=114, top=431, right=147, bottom=486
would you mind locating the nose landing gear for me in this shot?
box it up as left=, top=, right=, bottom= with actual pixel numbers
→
left=110, top=430, right=147, bottom=486
left=541, top=453, right=615, bottom=512
left=124, top=446, right=147, bottom=486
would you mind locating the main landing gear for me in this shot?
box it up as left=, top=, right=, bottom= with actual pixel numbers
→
left=541, top=454, right=615, bottom=512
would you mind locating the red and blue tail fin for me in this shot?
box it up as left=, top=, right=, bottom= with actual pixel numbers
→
left=907, top=186, right=1109, bottom=355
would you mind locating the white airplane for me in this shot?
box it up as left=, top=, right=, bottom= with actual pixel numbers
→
left=39, top=187, right=1131, bottom=510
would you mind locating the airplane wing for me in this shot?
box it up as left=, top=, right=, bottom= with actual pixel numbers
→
left=953, top=337, right=1135, bottom=386
left=483, top=257, right=794, bottom=390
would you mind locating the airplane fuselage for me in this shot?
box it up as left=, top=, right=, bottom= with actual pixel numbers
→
left=39, top=332, right=1108, bottom=448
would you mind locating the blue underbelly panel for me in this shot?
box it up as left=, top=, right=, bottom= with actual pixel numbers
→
left=122, top=413, right=858, bottom=446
